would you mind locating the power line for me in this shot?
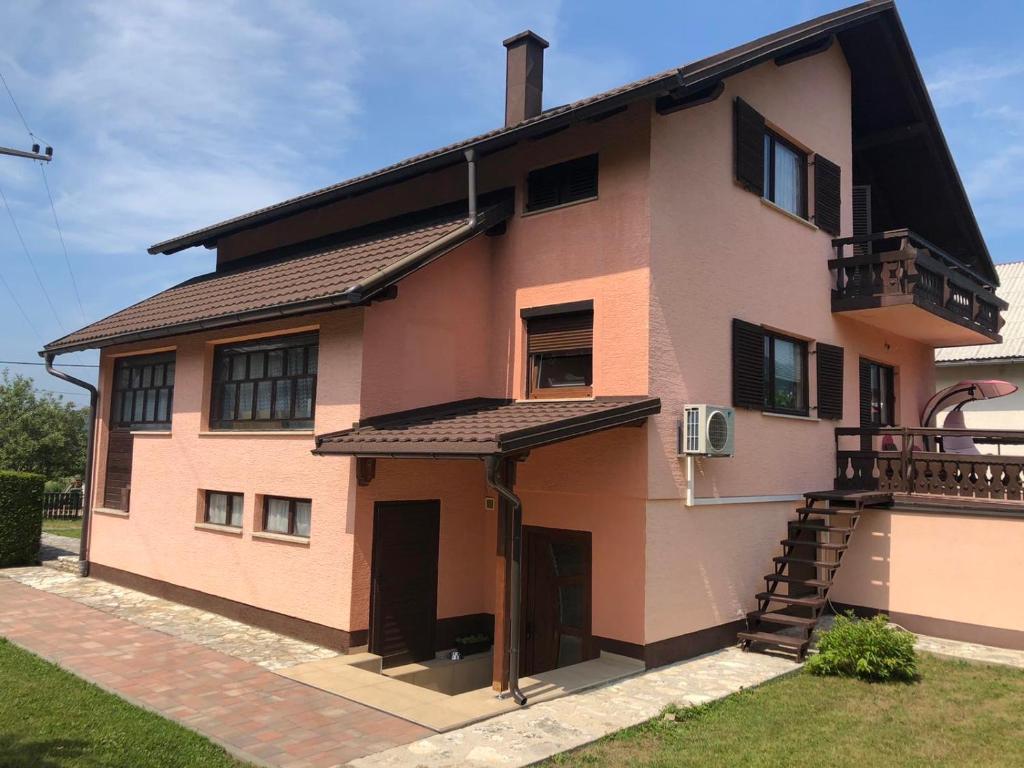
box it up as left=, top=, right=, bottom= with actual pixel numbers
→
left=0, top=182, right=66, bottom=332
left=0, top=359, right=98, bottom=368
left=0, top=67, right=49, bottom=147
left=38, top=164, right=86, bottom=322
left=0, top=270, right=44, bottom=345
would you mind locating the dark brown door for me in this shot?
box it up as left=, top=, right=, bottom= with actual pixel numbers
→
left=370, top=500, right=440, bottom=668
left=520, top=526, right=594, bottom=676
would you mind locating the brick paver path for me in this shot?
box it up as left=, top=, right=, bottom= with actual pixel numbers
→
left=0, top=578, right=429, bottom=767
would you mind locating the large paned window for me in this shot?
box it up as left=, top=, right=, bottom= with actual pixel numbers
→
left=211, top=332, right=318, bottom=430
left=763, top=130, right=807, bottom=218
left=111, top=352, right=175, bottom=429
left=524, top=305, right=593, bottom=399
left=763, top=331, right=808, bottom=416
left=263, top=496, right=312, bottom=537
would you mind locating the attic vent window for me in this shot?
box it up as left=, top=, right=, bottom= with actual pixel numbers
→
left=525, top=154, right=599, bottom=213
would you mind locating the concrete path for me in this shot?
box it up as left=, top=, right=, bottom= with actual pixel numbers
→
left=5, top=567, right=338, bottom=671
left=0, top=577, right=428, bottom=767
left=349, top=648, right=798, bottom=768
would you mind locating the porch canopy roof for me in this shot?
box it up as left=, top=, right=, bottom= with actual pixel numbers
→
left=43, top=200, right=512, bottom=355
left=313, top=396, right=661, bottom=458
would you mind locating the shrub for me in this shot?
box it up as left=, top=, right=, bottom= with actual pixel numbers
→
left=806, top=611, right=918, bottom=682
left=0, top=470, right=44, bottom=568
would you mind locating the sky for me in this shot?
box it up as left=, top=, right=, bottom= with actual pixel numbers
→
left=1, top=0, right=1022, bottom=406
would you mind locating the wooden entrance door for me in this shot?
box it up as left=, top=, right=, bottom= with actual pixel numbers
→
left=370, top=500, right=440, bottom=668
left=520, top=526, right=594, bottom=676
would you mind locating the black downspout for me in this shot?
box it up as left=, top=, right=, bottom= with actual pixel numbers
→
left=44, top=353, right=98, bottom=577
left=485, top=454, right=527, bottom=705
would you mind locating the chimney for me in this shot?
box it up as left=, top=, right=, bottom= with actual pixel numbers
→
left=502, top=30, right=549, bottom=126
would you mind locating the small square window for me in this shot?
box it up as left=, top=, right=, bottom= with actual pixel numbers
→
left=204, top=491, right=244, bottom=528
left=525, top=308, right=594, bottom=399
left=262, top=496, right=312, bottom=538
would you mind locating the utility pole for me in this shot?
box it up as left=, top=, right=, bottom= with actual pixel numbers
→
left=0, top=143, right=51, bottom=162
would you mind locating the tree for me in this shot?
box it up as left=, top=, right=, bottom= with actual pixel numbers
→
left=0, top=370, right=88, bottom=481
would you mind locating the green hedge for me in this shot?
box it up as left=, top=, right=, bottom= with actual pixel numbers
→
left=0, top=471, right=44, bottom=568
left=806, top=612, right=918, bottom=682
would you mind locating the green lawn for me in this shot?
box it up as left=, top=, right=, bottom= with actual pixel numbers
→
left=0, top=639, right=247, bottom=768
left=546, top=654, right=1024, bottom=768
left=41, top=518, right=82, bottom=540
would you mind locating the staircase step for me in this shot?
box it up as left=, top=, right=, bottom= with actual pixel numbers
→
left=781, top=539, right=848, bottom=551
left=804, top=490, right=892, bottom=506
left=788, top=522, right=854, bottom=534
left=756, top=591, right=826, bottom=608
left=774, top=556, right=841, bottom=568
left=748, top=610, right=818, bottom=628
left=738, top=631, right=807, bottom=649
left=765, top=574, right=832, bottom=588
left=794, top=507, right=859, bottom=516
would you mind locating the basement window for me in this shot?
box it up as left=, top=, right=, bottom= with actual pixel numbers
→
left=263, top=496, right=312, bottom=538
left=204, top=491, right=244, bottom=528
left=525, top=154, right=599, bottom=212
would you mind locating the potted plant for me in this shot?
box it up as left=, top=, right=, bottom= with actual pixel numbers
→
left=454, top=633, right=492, bottom=657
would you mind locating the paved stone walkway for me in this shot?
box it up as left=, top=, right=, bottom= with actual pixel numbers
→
left=38, top=532, right=80, bottom=562
left=5, top=567, right=338, bottom=671
left=350, top=648, right=798, bottom=767
left=0, top=577, right=428, bottom=767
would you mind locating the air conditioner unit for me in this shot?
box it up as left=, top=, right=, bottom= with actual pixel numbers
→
left=679, top=404, right=735, bottom=457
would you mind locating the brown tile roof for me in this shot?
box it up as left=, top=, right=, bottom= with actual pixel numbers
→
left=313, top=396, right=661, bottom=457
left=45, top=202, right=511, bottom=354
left=149, top=1, right=897, bottom=257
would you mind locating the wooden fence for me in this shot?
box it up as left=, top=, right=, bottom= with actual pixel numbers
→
left=42, top=491, right=83, bottom=519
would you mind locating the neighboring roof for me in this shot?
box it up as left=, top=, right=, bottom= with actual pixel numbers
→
left=313, top=397, right=662, bottom=457
left=937, top=262, right=1024, bottom=364
left=45, top=201, right=511, bottom=354
left=152, top=0, right=997, bottom=269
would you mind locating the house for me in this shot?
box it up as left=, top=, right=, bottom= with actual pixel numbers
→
left=43, top=0, right=1023, bottom=706
left=935, top=261, right=1024, bottom=453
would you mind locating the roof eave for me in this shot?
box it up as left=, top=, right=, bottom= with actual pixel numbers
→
left=147, top=1, right=892, bottom=256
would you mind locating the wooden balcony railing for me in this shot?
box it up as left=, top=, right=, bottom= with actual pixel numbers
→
left=835, top=427, right=1024, bottom=501
left=830, top=229, right=1005, bottom=340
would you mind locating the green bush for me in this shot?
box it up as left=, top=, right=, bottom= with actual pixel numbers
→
left=806, top=612, right=918, bottom=682
left=0, top=470, right=44, bottom=568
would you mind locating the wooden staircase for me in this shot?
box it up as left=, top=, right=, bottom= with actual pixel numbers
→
left=738, top=489, right=892, bottom=660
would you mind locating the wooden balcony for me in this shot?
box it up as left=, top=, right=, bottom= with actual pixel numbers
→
left=830, top=230, right=1005, bottom=346
left=835, top=427, right=1024, bottom=510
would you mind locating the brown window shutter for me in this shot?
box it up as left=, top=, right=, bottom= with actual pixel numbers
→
left=816, top=343, right=844, bottom=420
left=859, top=358, right=872, bottom=426
left=527, top=311, right=593, bottom=354
left=732, top=318, right=765, bottom=409
left=734, top=98, right=765, bottom=196
left=814, top=154, right=841, bottom=235
left=852, top=184, right=872, bottom=255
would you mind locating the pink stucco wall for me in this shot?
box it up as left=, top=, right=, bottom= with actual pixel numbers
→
left=643, top=49, right=936, bottom=642
left=832, top=510, right=1024, bottom=637
left=88, top=311, right=363, bottom=631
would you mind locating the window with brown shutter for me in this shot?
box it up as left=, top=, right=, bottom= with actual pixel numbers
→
left=816, top=343, right=844, bottom=420
left=732, top=319, right=765, bottom=410
left=734, top=98, right=765, bottom=196
left=814, top=154, right=841, bottom=235
left=525, top=155, right=599, bottom=213
left=524, top=304, right=593, bottom=399
left=860, top=358, right=895, bottom=427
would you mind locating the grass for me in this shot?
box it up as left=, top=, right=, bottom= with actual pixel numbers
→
left=0, top=639, right=248, bottom=768
left=544, top=654, right=1024, bottom=768
left=41, top=518, right=82, bottom=540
